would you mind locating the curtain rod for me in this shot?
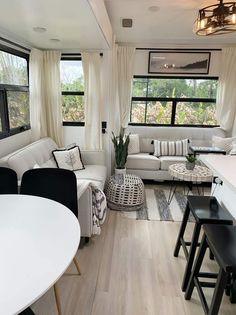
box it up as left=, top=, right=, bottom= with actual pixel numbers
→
left=62, top=53, right=103, bottom=56
left=0, top=36, right=30, bottom=52
left=136, top=47, right=222, bottom=51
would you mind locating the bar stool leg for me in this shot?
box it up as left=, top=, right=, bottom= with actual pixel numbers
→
left=185, top=234, right=208, bottom=300
left=208, top=267, right=228, bottom=315
left=230, top=273, right=236, bottom=303
left=173, top=203, right=190, bottom=257
left=182, top=222, right=202, bottom=292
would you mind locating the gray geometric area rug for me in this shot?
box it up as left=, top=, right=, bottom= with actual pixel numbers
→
left=121, top=186, right=210, bottom=222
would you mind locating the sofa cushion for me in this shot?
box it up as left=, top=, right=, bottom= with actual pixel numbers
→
left=2, top=137, right=58, bottom=179
left=154, top=139, right=189, bottom=157
left=40, top=158, right=57, bottom=168
left=126, top=153, right=160, bottom=170
left=128, top=134, right=140, bottom=154
left=74, top=165, right=106, bottom=185
left=159, top=156, right=186, bottom=170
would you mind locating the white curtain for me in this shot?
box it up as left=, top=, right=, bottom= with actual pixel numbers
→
left=216, top=47, right=236, bottom=132
left=117, top=46, right=135, bottom=129
left=29, top=49, right=63, bottom=146
left=43, top=51, right=64, bottom=147
left=81, top=52, right=102, bottom=150
left=108, top=40, right=120, bottom=135
left=29, top=48, right=47, bottom=140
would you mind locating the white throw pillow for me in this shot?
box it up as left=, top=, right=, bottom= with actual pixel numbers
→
left=52, top=146, right=85, bottom=171
left=212, top=136, right=235, bottom=154
left=153, top=139, right=189, bottom=157
left=128, top=134, right=140, bottom=154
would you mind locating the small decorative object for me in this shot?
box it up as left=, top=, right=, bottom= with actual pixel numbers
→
left=185, top=154, right=197, bottom=170
left=111, top=131, right=130, bottom=174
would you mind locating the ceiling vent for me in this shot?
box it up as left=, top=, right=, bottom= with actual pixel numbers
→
left=122, top=18, right=133, bottom=28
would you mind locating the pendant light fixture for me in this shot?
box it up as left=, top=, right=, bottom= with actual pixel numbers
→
left=194, top=0, right=236, bottom=35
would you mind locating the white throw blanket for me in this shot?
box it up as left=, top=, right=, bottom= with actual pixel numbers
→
left=77, top=180, right=107, bottom=235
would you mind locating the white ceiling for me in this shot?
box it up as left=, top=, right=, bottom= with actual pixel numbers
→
left=0, top=0, right=110, bottom=50
left=0, top=0, right=236, bottom=50
left=104, top=0, right=236, bottom=47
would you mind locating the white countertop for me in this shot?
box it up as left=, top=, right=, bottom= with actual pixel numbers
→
left=200, top=154, right=236, bottom=192
left=0, top=194, right=80, bottom=315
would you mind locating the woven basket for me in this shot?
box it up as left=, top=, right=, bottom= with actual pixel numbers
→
left=105, top=174, right=144, bottom=211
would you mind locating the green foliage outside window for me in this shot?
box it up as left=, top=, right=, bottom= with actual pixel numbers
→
left=60, top=59, right=84, bottom=122
left=0, top=51, right=28, bottom=86
left=7, top=91, right=29, bottom=129
left=0, top=49, right=29, bottom=138
left=131, top=77, right=218, bottom=126
left=62, top=95, right=84, bottom=122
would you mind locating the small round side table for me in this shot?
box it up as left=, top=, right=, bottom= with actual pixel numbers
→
left=105, top=174, right=144, bottom=211
left=167, top=163, right=213, bottom=204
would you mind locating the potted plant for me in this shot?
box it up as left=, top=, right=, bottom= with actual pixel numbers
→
left=185, top=154, right=197, bottom=170
left=111, top=131, right=130, bottom=175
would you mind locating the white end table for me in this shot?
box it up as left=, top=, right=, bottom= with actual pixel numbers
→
left=0, top=194, right=80, bottom=315
left=167, top=163, right=213, bottom=204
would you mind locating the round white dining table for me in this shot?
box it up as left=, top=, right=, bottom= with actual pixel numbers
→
left=0, top=194, right=81, bottom=315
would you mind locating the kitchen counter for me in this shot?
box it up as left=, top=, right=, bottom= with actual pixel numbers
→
left=200, top=154, right=236, bottom=219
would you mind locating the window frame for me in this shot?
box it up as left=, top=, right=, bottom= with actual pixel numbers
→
left=129, top=75, right=219, bottom=128
left=61, top=56, right=85, bottom=126
left=0, top=46, right=30, bottom=140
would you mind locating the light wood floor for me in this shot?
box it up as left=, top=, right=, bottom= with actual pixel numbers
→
left=32, top=210, right=236, bottom=315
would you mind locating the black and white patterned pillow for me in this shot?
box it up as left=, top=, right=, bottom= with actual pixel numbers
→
left=153, top=139, right=189, bottom=157
left=52, top=146, right=85, bottom=171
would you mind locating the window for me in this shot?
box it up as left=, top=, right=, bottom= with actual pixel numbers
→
left=60, top=57, right=84, bottom=125
left=130, top=77, right=218, bottom=126
left=0, top=48, right=29, bottom=139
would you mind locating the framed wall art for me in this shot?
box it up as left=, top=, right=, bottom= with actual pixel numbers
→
left=148, top=51, right=211, bottom=74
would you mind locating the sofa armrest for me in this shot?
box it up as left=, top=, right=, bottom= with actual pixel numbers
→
left=81, top=150, right=106, bottom=166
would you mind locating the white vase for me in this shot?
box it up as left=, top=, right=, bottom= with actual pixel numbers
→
left=115, top=168, right=126, bottom=175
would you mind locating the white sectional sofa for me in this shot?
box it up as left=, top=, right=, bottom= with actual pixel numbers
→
left=126, top=126, right=226, bottom=181
left=0, top=137, right=107, bottom=238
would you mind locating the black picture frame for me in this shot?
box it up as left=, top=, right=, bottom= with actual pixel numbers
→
left=148, top=51, right=211, bottom=74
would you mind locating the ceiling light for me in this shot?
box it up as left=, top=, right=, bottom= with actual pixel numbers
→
left=194, top=0, right=236, bottom=35
left=148, top=6, right=160, bottom=12
left=50, top=38, right=61, bottom=42
left=33, top=27, right=47, bottom=33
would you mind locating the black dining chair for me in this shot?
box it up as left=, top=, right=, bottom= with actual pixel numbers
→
left=20, top=168, right=81, bottom=315
left=0, top=167, right=18, bottom=194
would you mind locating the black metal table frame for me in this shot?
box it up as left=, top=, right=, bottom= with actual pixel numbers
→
left=167, top=178, right=206, bottom=204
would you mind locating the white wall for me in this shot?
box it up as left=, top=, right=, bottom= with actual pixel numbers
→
left=0, top=130, right=32, bottom=158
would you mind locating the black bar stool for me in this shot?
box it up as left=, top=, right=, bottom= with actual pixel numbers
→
left=185, top=224, right=236, bottom=315
left=174, top=195, right=233, bottom=292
